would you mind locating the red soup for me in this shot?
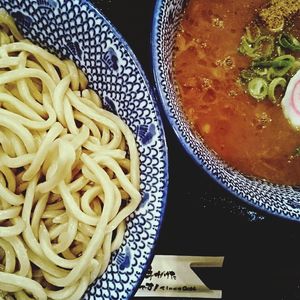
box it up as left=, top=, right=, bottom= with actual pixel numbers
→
left=174, top=0, right=300, bottom=185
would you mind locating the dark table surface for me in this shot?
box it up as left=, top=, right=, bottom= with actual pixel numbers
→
left=92, top=1, right=300, bottom=299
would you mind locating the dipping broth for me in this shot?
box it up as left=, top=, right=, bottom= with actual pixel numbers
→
left=174, top=0, right=300, bottom=185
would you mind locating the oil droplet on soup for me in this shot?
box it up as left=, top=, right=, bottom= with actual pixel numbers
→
left=174, top=0, right=300, bottom=185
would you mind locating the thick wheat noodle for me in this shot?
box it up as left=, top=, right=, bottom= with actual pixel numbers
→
left=0, top=272, right=47, bottom=300
left=3, top=129, right=27, bottom=156
left=0, top=93, right=57, bottom=130
left=0, top=238, right=15, bottom=272
left=0, top=10, right=141, bottom=300
left=0, top=166, right=16, bottom=190
left=53, top=75, right=70, bottom=127
left=0, top=217, right=25, bottom=237
left=3, top=236, right=30, bottom=277
left=31, top=193, right=48, bottom=238
left=0, top=56, right=20, bottom=68
left=0, top=206, right=21, bottom=221
left=0, top=92, right=43, bottom=121
left=2, top=42, right=68, bottom=75
left=52, top=215, right=78, bottom=254
left=0, top=68, right=57, bottom=94
left=0, top=115, right=36, bottom=153
left=17, top=51, right=47, bottom=117
left=63, top=95, right=79, bottom=134
left=65, top=59, right=79, bottom=91
left=0, top=151, right=35, bottom=168
left=42, top=155, right=115, bottom=287
left=0, top=184, right=24, bottom=206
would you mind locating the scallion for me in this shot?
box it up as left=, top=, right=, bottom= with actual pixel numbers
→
left=248, top=78, right=268, bottom=101
left=278, top=33, right=300, bottom=51
left=268, top=77, right=287, bottom=103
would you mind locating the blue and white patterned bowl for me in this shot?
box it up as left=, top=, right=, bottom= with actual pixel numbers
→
left=152, top=0, right=300, bottom=221
left=0, top=0, right=168, bottom=299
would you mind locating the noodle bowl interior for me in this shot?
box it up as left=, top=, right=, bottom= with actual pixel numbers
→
left=174, top=0, right=300, bottom=185
left=0, top=10, right=141, bottom=300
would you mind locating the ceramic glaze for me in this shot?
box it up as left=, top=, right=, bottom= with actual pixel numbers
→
left=0, top=0, right=169, bottom=298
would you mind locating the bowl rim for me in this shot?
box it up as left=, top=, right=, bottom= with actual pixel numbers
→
left=151, top=0, right=300, bottom=223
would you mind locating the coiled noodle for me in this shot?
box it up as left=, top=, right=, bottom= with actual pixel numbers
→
left=0, top=9, right=141, bottom=300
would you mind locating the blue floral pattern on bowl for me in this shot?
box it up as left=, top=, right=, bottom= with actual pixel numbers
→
left=0, top=0, right=169, bottom=299
left=152, top=0, right=300, bottom=221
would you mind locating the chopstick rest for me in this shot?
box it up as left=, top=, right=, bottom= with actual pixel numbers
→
left=135, top=255, right=224, bottom=298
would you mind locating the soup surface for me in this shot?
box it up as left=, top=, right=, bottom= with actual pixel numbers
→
left=174, top=0, right=300, bottom=185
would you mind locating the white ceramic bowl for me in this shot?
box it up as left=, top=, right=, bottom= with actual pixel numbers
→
left=0, top=0, right=169, bottom=299
left=152, top=0, right=300, bottom=221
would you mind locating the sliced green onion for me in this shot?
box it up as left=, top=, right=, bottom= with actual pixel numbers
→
left=253, top=67, right=268, bottom=76
left=290, top=60, right=300, bottom=75
left=278, top=33, right=300, bottom=51
left=266, top=67, right=274, bottom=81
left=238, top=36, right=255, bottom=57
left=239, top=35, right=274, bottom=59
left=268, top=77, right=286, bottom=103
left=245, top=23, right=261, bottom=43
left=240, top=69, right=255, bottom=82
left=238, top=27, right=300, bottom=105
left=253, top=59, right=288, bottom=69
left=271, top=55, right=295, bottom=77
left=273, top=54, right=295, bottom=64
left=248, top=78, right=268, bottom=101
left=254, top=55, right=295, bottom=78
left=253, top=35, right=274, bottom=59
left=276, top=45, right=285, bottom=57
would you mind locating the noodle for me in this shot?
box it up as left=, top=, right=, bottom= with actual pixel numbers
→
left=0, top=9, right=141, bottom=300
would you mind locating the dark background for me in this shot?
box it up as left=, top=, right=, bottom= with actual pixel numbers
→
left=92, top=1, right=300, bottom=299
